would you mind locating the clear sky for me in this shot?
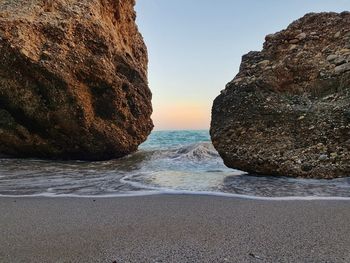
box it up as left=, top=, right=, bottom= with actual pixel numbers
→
left=135, top=0, right=349, bottom=131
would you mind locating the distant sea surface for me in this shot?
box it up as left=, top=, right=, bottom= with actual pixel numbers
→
left=0, top=130, right=349, bottom=199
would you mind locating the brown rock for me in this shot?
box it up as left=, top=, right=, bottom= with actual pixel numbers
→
left=211, top=12, right=350, bottom=178
left=0, top=0, right=153, bottom=160
left=289, top=39, right=299, bottom=44
left=335, top=63, right=350, bottom=74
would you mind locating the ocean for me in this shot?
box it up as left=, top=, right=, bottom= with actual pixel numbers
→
left=0, top=130, right=349, bottom=199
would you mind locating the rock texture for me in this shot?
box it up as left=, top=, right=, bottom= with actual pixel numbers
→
left=211, top=12, right=350, bottom=178
left=0, top=0, right=153, bottom=160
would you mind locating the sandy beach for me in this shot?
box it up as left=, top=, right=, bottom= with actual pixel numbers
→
left=0, top=195, right=349, bottom=263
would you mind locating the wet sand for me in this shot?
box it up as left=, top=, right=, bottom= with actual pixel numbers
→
left=0, top=195, right=349, bottom=263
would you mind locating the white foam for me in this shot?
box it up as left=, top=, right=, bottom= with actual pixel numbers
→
left=0, top=141, right=349, bottom=201
left=1, top=188, right=350, bottom=201
left=118, top=173, right=350, bottom=201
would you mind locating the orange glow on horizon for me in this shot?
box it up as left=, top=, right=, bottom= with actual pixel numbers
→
left=152, top=102, right=210, bottom=131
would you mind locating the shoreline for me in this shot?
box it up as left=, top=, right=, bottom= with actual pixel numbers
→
left=0, top=191, right=350, bottom=201
left=1, top=195, right=350, bottom=262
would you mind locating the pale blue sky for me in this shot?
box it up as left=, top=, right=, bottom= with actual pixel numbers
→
left=135, top=0, right=349, bottom=130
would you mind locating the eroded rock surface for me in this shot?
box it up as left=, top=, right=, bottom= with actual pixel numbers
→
left=0, top=0, right=153, bottom=160
left=211, top=12, right=350, bottom=178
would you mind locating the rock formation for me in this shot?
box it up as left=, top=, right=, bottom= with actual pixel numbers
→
left=0, top=0, right=153, bottom=160
left=211, top=12, right=350, bottom=178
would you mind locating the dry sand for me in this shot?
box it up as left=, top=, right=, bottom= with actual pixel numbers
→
left=0, top=195, right=349, bottom=263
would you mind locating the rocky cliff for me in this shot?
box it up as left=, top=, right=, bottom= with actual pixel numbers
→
left=0, top=0, right=153, bottom=160
left=211, top=12, right=350, bottom=178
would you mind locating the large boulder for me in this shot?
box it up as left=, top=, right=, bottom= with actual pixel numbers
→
left=0, top=0, right=153, bottom=160
left=211, top=12, right=350, bottom=178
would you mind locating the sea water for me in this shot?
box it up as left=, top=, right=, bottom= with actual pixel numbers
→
left=0, top=130, right=349, bottom=199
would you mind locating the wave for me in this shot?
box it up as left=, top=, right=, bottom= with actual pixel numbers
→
left=136, top=142, right=222, bottom=164
left=170, top=142, right=220, bottom=161
left=0, top=141, right=349, bottom=199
